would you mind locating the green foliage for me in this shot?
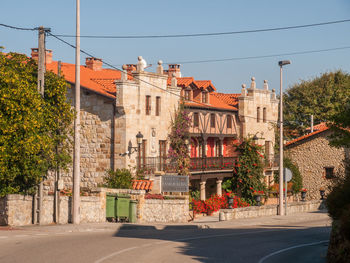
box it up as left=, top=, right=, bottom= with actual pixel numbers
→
left=190, top=189, right=200, bottom=200
left=0, top=52, right=74, bottom=196
left=223, top=138, right=267, bottom=204
left=284, top=71, right=350, bottom=138
left=328, top=99, right=350, bottom=148
left=274, top=157, right=303, bottom=194
left=104, top=169, right=133, bottom=189
left=168, top=101, right=191, bottom=175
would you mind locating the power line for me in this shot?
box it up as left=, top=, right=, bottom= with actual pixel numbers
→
left=0, top=23, right=35, bottom=31
left=52, top=19, right=350, bottom=39
left=164, top=46, right=350, bottom=64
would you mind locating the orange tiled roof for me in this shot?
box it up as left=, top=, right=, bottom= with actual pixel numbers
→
left=306, top=122, right=328, bottom=132
left=194, top=80, right=216, bottom=91
left=46, top=61, right=123, bottom=99
left=285, top=124, right=329, bottom=147
left=185, top=93, right=238, bottom=111
left=211, top=92, right=240, bottom=107
left=131, top=180, right=153, bottom=191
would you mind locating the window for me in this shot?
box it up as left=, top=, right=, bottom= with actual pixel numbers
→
left=156, top=96, right=161, bottom=116
left=257, top=107, right=261, bottom=122
left=202, top=92, right=208, bottom=103
left=227, top=115, right=232, bottom=128
left=193, top=112, right=199, bottom=127
left=210, top=114, right=216, bottom=128
left=325, top=167, right=335, bottom=179
left=146, top=95, right=151, bottom=115
left=185, top=90, right=191, bottom=101
left=263, top=107, right=267, bottom=123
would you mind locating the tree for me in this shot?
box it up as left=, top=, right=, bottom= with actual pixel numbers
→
left=0, top=52, right=74, bottom=196
left=328, top=99, right=350, bottom=148
left=222, top=138, right=267, bottom=204
left=168, top=101, right=191, bottom=175
left=284, top=71, right=350, bottom=138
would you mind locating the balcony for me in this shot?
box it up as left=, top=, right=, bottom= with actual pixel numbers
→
left=138, top=156, right=237, bottom=174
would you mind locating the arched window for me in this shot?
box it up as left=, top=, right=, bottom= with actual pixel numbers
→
left=257, top=107, right=261, bottom=122
left=263, top=107, right=267, bottom=123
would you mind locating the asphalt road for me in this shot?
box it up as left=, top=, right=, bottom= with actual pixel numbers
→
left=0, top=212, right=331, bottom=263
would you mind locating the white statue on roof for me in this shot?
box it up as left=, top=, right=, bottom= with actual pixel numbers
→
left=137, top=56, right=147, bottom=72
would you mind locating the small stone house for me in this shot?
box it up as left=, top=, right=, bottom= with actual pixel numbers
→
left=285, top=123, right=350, bottom=200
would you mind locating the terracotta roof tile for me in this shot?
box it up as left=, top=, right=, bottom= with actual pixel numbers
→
left=185, top=93, right=237, bottom=111
left=285, top=124, right=329, bottom=147
left=46, top=61, right=122, bottom=99
left=194, top=80, right=216, bottom=91
left=211, top=92, right=240, bottom=107
left=132, top=180, right=153, bottom=191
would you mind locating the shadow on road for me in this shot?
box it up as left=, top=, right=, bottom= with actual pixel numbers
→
left=113, top=223, right=331, bottom=263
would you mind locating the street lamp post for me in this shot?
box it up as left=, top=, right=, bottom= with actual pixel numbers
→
left=136, top=131, right=143, bottom=170
left=278, top=60, right=291, bottom=216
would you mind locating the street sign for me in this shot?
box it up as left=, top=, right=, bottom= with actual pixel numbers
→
left=284, top=168, right=293, bottom=182
left=162, top=175, right=189, bottom=192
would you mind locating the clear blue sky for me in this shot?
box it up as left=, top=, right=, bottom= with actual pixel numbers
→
left=1, top=0, right=350, bottom=94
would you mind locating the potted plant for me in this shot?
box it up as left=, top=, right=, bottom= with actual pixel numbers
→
left=226, top=192, right=235, bottom=209
left=300, top=188, right=307, bottom=201
left=253, top=190, right=264, bottom=206
left=319, top=187, right=325, bottom=200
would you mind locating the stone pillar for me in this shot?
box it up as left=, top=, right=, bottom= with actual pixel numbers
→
left=216, top=179, right=222, bottom=196
left=200, top=180, right=206, bottom=201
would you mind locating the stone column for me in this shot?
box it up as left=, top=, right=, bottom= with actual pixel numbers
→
left=216, top=179, right=222, bottom=196
left=200, top=180, right=206, bottom=201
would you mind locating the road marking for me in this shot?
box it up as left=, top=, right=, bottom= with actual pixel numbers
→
left=94, top=246, right=138, bottom=263
left=35, top=233, right=49, bottom=236
left=94, top=228, right=285, bottom=263
left=0, top=236, right=8, bottom=239
left=14, top=235, right=28, bottom=238
left=257, top=240, right=329, bottom=263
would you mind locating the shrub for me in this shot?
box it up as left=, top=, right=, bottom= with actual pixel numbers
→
left=104, top=169, right=133, bottom=189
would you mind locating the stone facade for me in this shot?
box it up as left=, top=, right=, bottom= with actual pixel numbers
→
left=238, top=78, right=279, bottom=160
left=286, top=129, right=349, bottom=200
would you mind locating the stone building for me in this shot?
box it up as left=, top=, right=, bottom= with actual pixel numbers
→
left=31, top=49, right=278, bottom=199
left=285, top=123, right=350, bottom=200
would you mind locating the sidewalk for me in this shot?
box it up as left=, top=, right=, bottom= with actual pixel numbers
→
left=0, top=210, right=331, bottom=236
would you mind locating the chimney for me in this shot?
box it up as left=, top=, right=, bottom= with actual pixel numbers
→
left=85, top=57, right=103, bottom=71
left=31, top=48, right=53, bottom=64
left=166, top=64, right=181, bottom=78
left=125, top=64, right=137, bottom=74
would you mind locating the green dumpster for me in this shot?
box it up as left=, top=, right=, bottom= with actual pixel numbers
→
left=115, top=194, right=130, bottom=222
left=129, top=200, right=137, bottom=223
left=106, top=194, right=117, bottom=221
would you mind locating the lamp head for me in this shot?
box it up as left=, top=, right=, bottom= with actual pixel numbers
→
left=278, top=60, right=291, bottom=67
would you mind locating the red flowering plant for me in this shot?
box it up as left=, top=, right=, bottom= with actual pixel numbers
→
left=300, top=188, right=308, bottom=193
left=222, top=138, right=267, bottom=205
left=191, top=193, right=250, bottom=215
left=145, top=193, right=164, bottom=200
left=168, top=101, right=191, bottom=175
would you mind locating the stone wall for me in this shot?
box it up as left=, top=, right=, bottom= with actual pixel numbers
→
left=0, top=193, right=105, bottom=226
left=139, top=198, right=189, bottom=223
left=44, top=88, right=115, bottom=194
left=219, top=200, right=325, bottom=221
left=286, top=130, right=349, bottom=200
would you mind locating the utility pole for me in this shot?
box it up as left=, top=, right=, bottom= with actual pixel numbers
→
left=310, top=115, right=314, bottom=133
left=73, top=0, right=81, bottom=224
left=278, top=60, right=291, bottom=216
left=36, top=26, right=50, bottom=224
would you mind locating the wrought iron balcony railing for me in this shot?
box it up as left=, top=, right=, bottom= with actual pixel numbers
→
left=138, top=156, right=237, bottom=174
